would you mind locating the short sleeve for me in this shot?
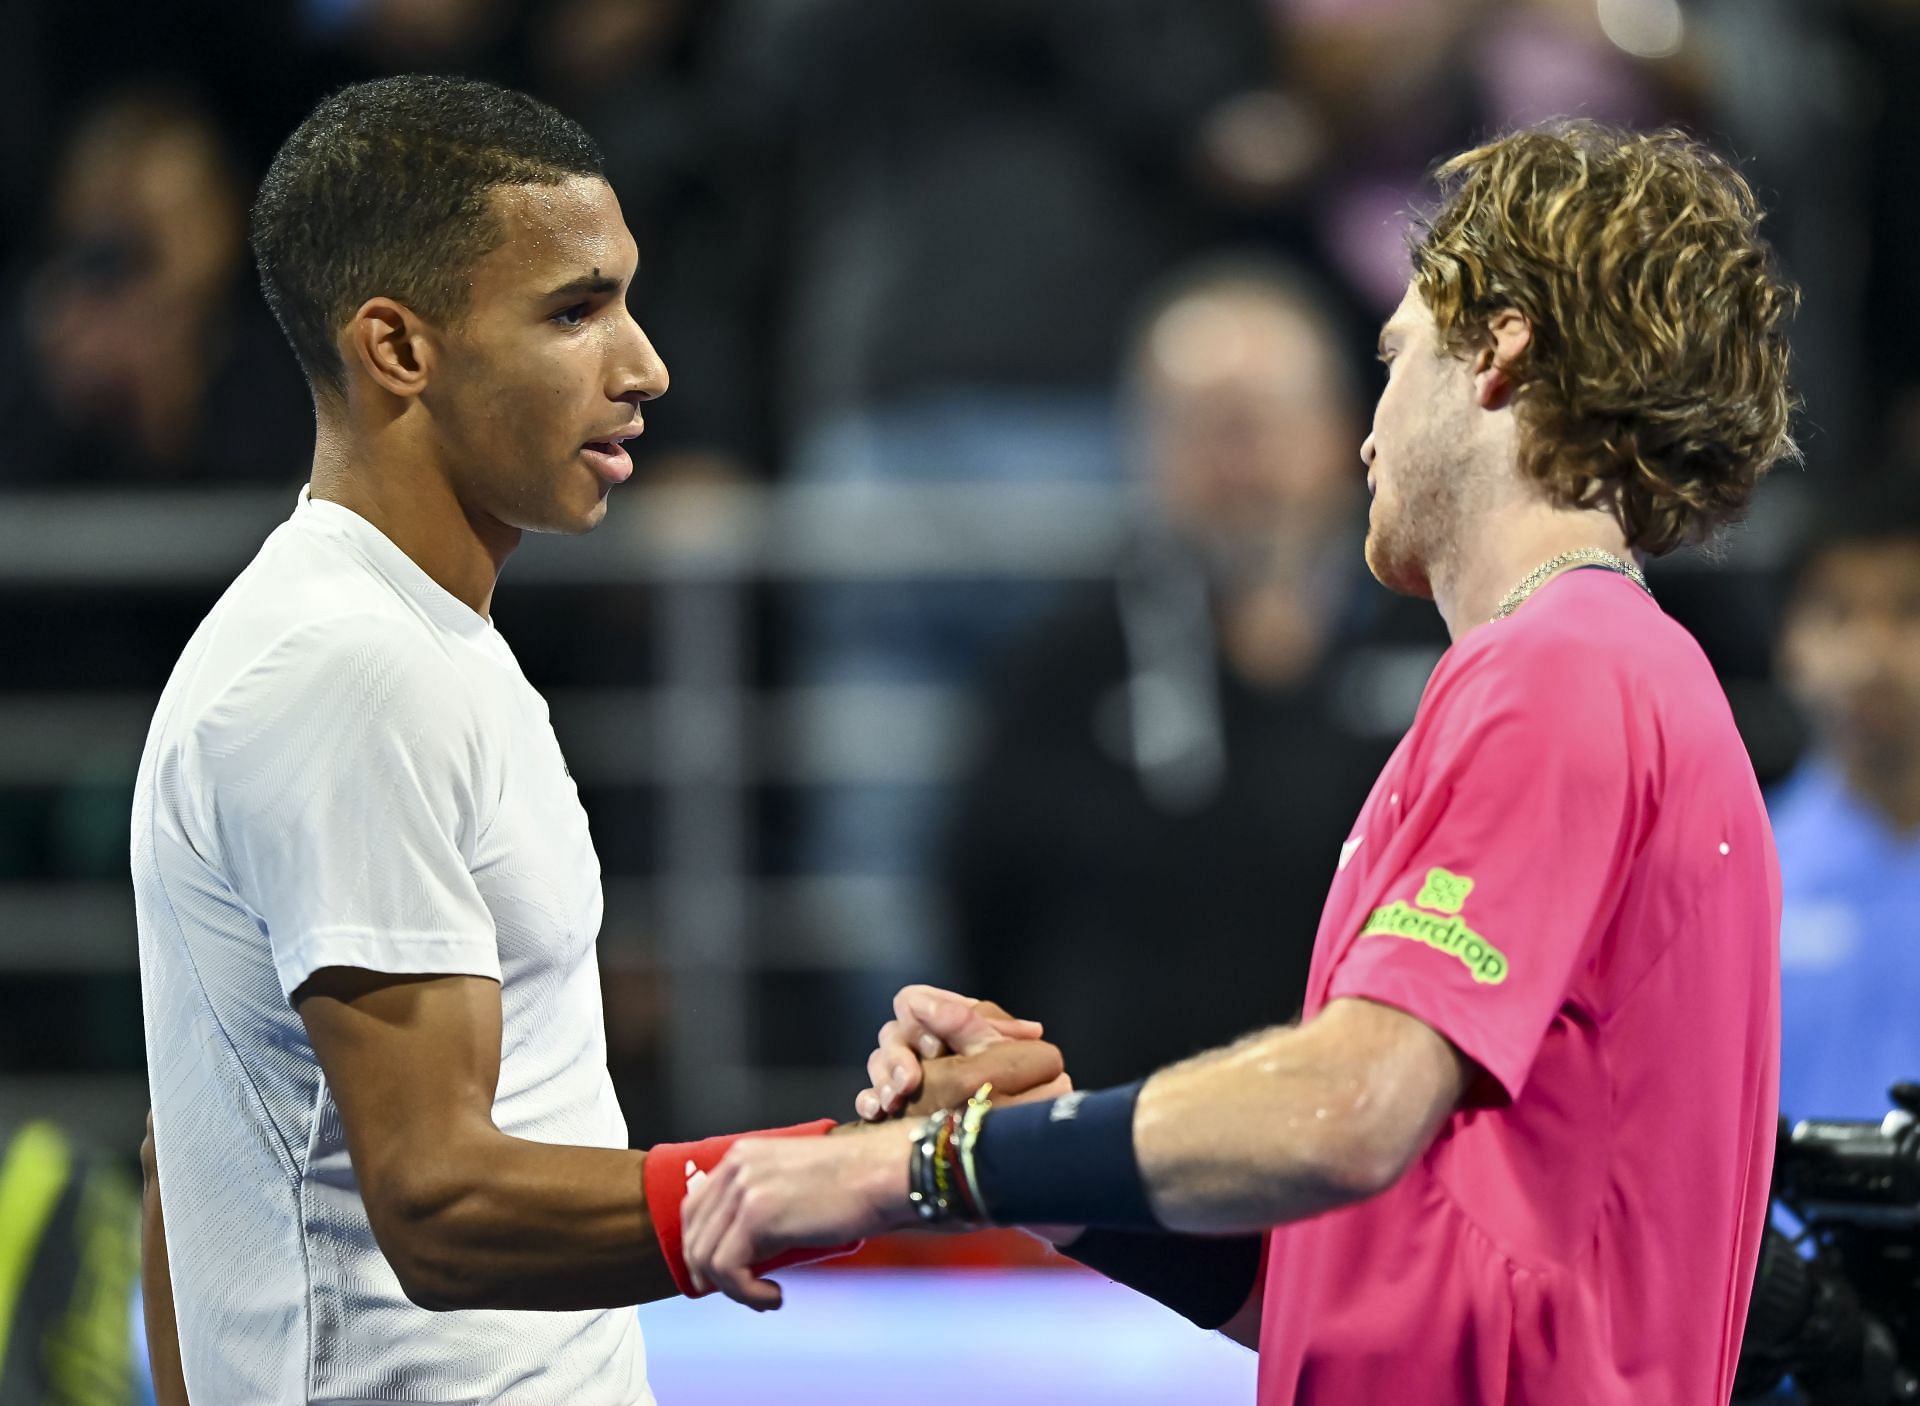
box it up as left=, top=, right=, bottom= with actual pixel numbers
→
left=192, top=617, right=501, bottom=1000
left=1325, top=638, right=1640, bottom=1101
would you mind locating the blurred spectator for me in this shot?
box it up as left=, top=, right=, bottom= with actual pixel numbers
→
left=943, top=258, right=1439, bottom=1089
left=0, top=1119, right=142, bottom=1405
left=1770, top=475, right=1920, bottom=1122
left=721, top=0, right=1284, bottom=997
left=1277, top=0, right=1697, bottom=314
left=727, top=0, right=1278, bottom=437
left=0, top=89, right=310, bottom=487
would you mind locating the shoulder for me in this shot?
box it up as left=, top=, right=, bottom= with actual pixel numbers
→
left=1420, top=621, right=1612, bottom=739
left=1405, top=583, right=1674, bottom=786
left=206, top=515, right=463, bottom=694
left=191, top=609, right=476, bottom=766
left=177, top=610, right=495, bottom=848
left=1445, top=574, right=1698, bottom=709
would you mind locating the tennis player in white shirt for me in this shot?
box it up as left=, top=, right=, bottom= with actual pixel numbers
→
left=132, top=73, right=1064, bottom=1405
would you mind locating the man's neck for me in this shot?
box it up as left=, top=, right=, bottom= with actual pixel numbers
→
left=307, top=419, right=515, bottom=619
left=1428, top=497, right=1637, bottom=641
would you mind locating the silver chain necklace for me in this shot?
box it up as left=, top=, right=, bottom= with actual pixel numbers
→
left=1491, top=548, right=1650, bottom=621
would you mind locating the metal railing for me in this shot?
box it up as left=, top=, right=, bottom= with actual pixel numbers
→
left=0, top=478, right=1790, bottom=1139
left=0, top=481, right=1140, bottom=1137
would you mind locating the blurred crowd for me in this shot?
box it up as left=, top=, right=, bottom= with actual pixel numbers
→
left=6, top=9, right=1920, bottom=1387
left=4, top=0, right=1916, bottom=492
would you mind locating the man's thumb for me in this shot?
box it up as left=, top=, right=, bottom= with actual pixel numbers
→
left=907, top=993, right=1010, bottom=1056
left=974, top=1000, right=1045, bottom=1041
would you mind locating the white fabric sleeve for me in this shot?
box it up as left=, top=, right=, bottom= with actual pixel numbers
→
left=192, top=615, right=502, bottom=1000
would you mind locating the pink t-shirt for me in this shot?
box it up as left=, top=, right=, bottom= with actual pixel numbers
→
left=1257, top=569, right=1780, bottom=1404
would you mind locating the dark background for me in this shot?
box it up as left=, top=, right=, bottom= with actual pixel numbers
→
left=0, top=0, right=1907, bottom=1164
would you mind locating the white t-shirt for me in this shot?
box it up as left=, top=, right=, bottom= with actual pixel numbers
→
left=133, top=489, right=652, bottom=1405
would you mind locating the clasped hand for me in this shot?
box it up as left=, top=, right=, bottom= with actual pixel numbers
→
left=680, top=985, right=1070, bottom=1308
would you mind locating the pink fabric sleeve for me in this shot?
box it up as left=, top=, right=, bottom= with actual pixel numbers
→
left=1325, top=637, right=1641, bottom=1100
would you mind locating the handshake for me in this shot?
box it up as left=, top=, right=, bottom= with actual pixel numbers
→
left=680, top=984, right=1075, bottom=1308
left=850, top=983, right=1074, bottom=1125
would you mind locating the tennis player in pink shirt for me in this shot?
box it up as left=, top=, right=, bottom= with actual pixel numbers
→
left=679, top=120, right=1796, bottom=1403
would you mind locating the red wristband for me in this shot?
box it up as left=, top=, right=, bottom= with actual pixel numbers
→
left=644, top=1119, right=863, bottom=1298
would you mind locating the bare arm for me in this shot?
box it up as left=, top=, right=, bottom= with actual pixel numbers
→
left=862, top=988, right=1470, bottom=1233
left=140, top=1113, right=189, bottom=1406
left=683, top=995, right=1471, bottom=1306
left=1135, top=997, right=1470, bottom=1234
left=294, top=967, right=680, bottom=1312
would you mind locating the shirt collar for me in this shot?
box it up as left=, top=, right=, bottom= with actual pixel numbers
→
left=293, top=485, right=495, bottom=640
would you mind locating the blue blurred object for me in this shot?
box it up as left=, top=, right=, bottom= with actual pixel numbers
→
left=1771, top=760, right=1920, bottom=1122
left=299, top=0, right=366, bottom=38
left=131, top=1282, right=156, bottom=1406
left=637, top=1268, right=1256, bottom=1404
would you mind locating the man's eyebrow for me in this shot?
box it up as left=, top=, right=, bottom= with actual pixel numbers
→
left=540, top=270, right=625, bottom=301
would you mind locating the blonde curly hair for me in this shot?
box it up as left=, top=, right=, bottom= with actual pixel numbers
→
left=1411, top=122, right=1800, bottom=556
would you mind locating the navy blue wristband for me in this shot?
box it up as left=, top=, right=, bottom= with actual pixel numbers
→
left=969, top=1082, right=1159, bottom=1229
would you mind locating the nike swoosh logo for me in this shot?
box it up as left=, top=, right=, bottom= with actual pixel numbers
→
left=1338, top=835, right=1364, bottom=872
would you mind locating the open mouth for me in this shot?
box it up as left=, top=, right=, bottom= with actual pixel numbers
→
left=581, top=426, right=642, bottom=484
left=581, top=440, right=634, bottom=484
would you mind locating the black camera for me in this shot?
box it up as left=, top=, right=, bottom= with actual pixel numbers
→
left=1735, top=1083, right=1920, bottom=1403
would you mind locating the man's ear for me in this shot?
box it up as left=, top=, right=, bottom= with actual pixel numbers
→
left=1471, top=308, right=1532, bottom=410
left=340, top=297, right=436, bottom=400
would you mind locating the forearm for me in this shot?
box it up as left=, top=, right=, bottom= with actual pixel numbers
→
left=383, top=1134, right=678, bottom=1312
left=1134, top=1028, right=1382, bottom=1234
left=676, top=1008, right=1459, bottom=1314
left=1133, top=999, right=1467, bottom=1235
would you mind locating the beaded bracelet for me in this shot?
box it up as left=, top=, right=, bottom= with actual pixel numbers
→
left=904, top=1083, right=996, bottom=1226
left=951, top=1082, right=995, bottom=1222
left=905, top=1108, right=953, bottom=1223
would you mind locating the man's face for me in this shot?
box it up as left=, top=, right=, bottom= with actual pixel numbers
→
left=425, top=175, right=666, bottom=535
left=36, top=121, right=245, bottom=430
left=1780, top=538, right=1920, bottom=764
left=1359, top=284, right=1482, bottom=599
left=1140, top=293, right=1358, bottom=569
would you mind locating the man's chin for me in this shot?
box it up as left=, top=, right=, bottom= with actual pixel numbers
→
left=513, top=490, right=612, bottom=537
left=1363, top=530, right=1433, bottom=600
left=571, top=495, right=611, bottom=534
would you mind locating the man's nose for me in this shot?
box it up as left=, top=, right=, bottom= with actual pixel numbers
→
left=616, top=318, right=669, bottom=404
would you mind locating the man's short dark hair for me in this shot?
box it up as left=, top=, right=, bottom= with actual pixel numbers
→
left=250, top=75, right=605, bottom=402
